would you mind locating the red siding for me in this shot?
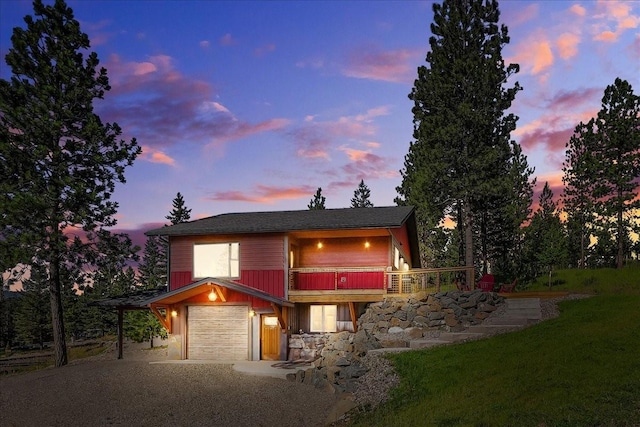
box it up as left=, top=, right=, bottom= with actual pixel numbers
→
left=337, top=271, right=385, bottom=289
left=239, top=270, right=285, bottom=298
left=390, top=226, right=412, bottom=265
left=170, top=271, right=192, bottom=290
left=298, top=236, right=388, bottom=268
left=297, top=272, right=335, bottom=290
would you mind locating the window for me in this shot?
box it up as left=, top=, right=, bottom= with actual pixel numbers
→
left=310, top=305, right=337, bottom=333
left=193, top=243, right=239, bottom=278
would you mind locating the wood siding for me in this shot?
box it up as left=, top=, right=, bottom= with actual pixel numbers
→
left=297, top=236, right=388, bottom=268
left=390, top=226, right=412, bottom=265
left=169, top=234, right=285, bottom=295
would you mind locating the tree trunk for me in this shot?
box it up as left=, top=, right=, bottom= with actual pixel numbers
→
left=463, top=196, right=474, bottom=287
left=49, top=261, right=68, bottom=367
left=617, top=189, right=624, bottom=269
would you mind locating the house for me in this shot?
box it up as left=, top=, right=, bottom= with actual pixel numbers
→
left=144, top=206, right=421, bottom=361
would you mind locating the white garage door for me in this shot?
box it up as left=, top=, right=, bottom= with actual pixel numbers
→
left=187, top=305, right=248, bottom=360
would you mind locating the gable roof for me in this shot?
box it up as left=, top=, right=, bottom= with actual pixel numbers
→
left=143, top=277, right=294, bottom=307
left=146, top=206, right=416, bottom=237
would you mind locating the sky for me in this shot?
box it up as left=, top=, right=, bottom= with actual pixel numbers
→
left=1, top=0, right=639, bottom=252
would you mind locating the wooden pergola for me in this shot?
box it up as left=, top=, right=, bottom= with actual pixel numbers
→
left=92, top=288, right=167, bottom=360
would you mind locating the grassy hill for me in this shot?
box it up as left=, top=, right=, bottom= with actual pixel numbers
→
left=350, top=265, right=640, bottom=427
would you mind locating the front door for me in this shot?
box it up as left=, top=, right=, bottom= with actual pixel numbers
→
left=261, top=315, right=280, bottom=360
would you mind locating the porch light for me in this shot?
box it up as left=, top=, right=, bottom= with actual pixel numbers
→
left=249, top=310, right=256, bottom=317
left=208, top=289, right=217, bottom=301
left=317, top=242, right=323, bottom=249
left=171, top=309, right=178, bottom=317
left=364, top=241, right=370, bottom=249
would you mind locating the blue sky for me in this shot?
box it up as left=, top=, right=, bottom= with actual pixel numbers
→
left=1, top=0, right=639, bottom=249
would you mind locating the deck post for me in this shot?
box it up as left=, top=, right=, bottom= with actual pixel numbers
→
left=117, top=307, right=124, bottom=360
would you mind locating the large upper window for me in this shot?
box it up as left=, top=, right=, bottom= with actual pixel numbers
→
left=193, top=243, right=239, bottom=278
left=310, top=305, right=337, bottom=333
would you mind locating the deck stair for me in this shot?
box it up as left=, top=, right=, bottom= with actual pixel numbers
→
left=368, top=297, right=542, bottom=355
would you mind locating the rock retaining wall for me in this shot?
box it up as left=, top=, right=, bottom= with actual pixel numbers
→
left=287, top=290, right=504, bottom=394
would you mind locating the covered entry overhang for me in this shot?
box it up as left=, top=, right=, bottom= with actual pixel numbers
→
left=143, top=277, right=294, bottom=333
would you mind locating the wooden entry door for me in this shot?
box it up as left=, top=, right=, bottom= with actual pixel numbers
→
left=261, top=315, right=280, bottom=360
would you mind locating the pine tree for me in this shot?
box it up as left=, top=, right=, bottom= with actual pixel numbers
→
left=523, top=182, right=568, bottom=284
left=14, top=265, right=52, bottom=349
left=138, top=236, right=166, bottom=290
left=308, top=187, right=326, bottom=210
left=396, top=0, right=523, bottom=283
left=166, top=192, right=192, bottom=225
left=563, top=78, right=640, bottom=268
left=0, top=0, right=140, bottom=366
left=350, top=180, right=374, bottom=208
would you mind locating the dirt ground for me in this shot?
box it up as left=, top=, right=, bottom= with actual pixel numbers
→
left=0, top=342, right=341, bottom=427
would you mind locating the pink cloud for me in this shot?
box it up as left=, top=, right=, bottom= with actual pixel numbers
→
left=220, top=33, right=237, bottom=46
left=508, top=3, right=540, bottom=27
left=199, top=40, right=210, bottom=48
left=96, top=54, right=289, bottom=151
left=594, top=30, right=618, bottom=42
left=254, top=43, right=276, bottom=57
left=570, top=4, right=586, bottom=17
left=207, top=184, right=317, bottom=204
left=139, top=145, right=175, bottom=166
left=508, top=36, right=554, bottom=76
left=556, top=33, right=580, bottom=59
left=342, top=45, right=421, bottom=84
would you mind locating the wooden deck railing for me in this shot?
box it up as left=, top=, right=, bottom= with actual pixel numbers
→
left=386, top=266, right=475, bottom=294
left=288, top=266, right=475, bottom=295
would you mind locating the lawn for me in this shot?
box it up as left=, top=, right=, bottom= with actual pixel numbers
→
left=350, top=266, right=640, bottom=427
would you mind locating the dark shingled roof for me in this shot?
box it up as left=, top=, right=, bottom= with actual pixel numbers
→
left=145, top=206, right=416, bottom=237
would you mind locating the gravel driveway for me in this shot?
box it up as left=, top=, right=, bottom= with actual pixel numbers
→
left=0, top=345, right=341, bottom=427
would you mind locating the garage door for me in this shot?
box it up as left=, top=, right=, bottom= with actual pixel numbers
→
left=187, top=305, right=248, bottom=360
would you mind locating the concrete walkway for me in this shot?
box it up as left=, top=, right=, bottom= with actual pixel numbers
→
left=370, top=297, right=542, bottom=354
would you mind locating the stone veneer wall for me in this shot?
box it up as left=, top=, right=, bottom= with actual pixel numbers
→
left=286, top=290, right=504, bottom=394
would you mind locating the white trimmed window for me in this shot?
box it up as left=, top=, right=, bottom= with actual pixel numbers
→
left=193, top=243, right=240, bottom=278
left=310, top=305, right=337, bottom=333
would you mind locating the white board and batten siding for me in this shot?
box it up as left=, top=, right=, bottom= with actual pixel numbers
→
left=187, top=305, right=249, bottom=360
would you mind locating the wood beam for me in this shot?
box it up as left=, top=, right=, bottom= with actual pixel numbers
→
left=150, top=304, right=171, bottom=334
left=271, top=303, right=287, bottom=332
left=348, top=302, right=358, bottom=333
left=213, top=285, right=227, bottom=302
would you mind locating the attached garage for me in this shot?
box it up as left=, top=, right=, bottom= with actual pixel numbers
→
left=187, top=305, right=249, bottom=360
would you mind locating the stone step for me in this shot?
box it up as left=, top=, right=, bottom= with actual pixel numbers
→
left=506, top=298, right=540, bottom=308
left=505, top=310, right=542, bottom=319
left=483, top=317, right=531, bottom=326
left=466, top=324, right=523, bottom=334
left=409, top=339, right=451, bottom=349
left=368, top=347, right=415, bottom=355
left=433, top=332, right=485, bottom=342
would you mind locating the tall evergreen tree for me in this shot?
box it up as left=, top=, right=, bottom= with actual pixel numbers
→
left=350, top=180, right=374, bottom=208
left=523, top=182, right=568, bottom=284
left=0, top=0, right=140, bottom=366
left=14, top=265, right=52, bottom=349
left=396, top=0, right=523, bottom=284
left=308, top=187, right=326, bottom=210
left=563, top=78, right=640, bottom=268
left=138, top=236, right=166, bottom=290
left=166, top=192, right=192, bottom=225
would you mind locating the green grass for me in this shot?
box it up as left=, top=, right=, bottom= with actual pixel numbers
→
left=350, top=267, right=640, bottom=427
left=527, top=263, right=640, bottom=295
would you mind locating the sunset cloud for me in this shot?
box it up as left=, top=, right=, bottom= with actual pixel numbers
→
left=139, top=145, right=176, bottom=166
left=254, top=43, right=276, bottom=57
left=556, top=33, right=580, bottom=59
left=569, top=4, right=586, bottom=17
left=592, top=0, right=640, bottom=42
left=98, top=54, right=290, bottom=152
left=207, top=184, right=317, bottom=204
left=342, top=45, right=421, bottom=84
left=220, top=33, right=237, bottom=46
left=508, top=36, right=554, bottom=76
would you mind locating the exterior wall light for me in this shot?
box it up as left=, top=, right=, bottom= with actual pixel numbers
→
left=317, top=242, right=323, bottom=249
left=208, top=288, right=217, bottom=301
left=249, top=310, right=256, bottom=317
left=171, top=309, right=178, bottom=317
left=364, top=241, right=370, bottom=249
